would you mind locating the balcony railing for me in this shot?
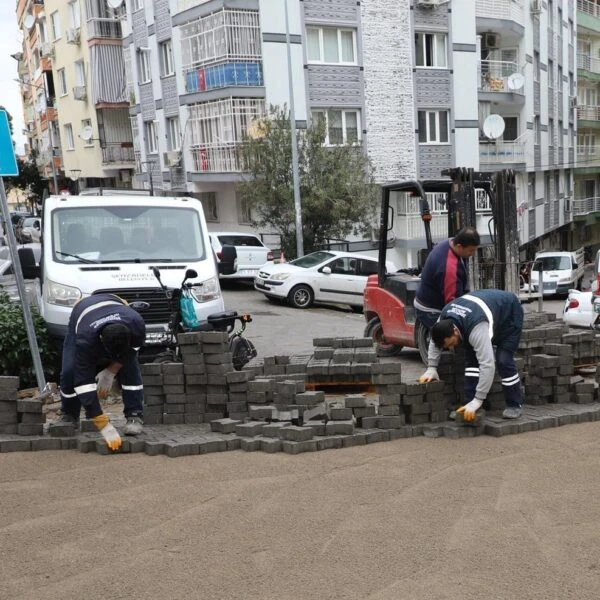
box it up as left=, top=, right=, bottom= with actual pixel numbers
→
left=577, top=144, right=600, bottom=162
left=577, top=53, right=600, bottom=73
left=87, top=17, right=122, bottom=39
left=573, top=196, right=600, bottom=216
left=577, top=105, right=600, bottom=120
left=184, top=62, right=263, bottom=93
left=476, top=0, right=524, bottom=24
left=577, top=0, right=600, bottom=19
left=101, top=143, right=135, bottom=164
left=480, top=140, right=527, bottom=164
left=189, top=143, right=242, bottom=173
left=478, top=61, right=524, bottom=94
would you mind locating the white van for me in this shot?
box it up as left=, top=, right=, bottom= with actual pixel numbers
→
left=19, top=194, right=236, bottom=352
left=529, top=248, right=585, bottom=297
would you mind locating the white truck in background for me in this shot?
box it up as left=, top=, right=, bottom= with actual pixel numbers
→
left=18, top=194, right=237, bottom=358
left=529, top=247, right=585, bottom=297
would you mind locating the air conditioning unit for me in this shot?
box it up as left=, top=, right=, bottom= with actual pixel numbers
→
left=41, top=42, right=54, bottom=58
left=164, top=151, right=181, bottom=168
left=416, top=0, right=438, bottom=6
left=73, top=85, right=87, bottom=101
left=531, top=0, right=542, bottom=14
left=483, top=33, right=499, bottom=49
left=569, top=97, right=578, bottom=109
left=66, top=27, right=81, bottom=44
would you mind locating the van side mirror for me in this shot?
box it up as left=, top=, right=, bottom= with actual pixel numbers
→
left=218, top=244, right=237, bottom=275
left=18, top=247, right=39, bottom=279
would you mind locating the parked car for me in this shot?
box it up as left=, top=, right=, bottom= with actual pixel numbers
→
left=0, top=243, right=42, bottom=307
left=16, top=216, right=42, bottom=243
left=563, top=289, right=594, bottom=329
left=209, top=231, right=273, bottom=280
left=254, top=250, right=397, bottom=311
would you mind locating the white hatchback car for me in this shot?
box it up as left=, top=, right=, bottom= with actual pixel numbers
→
left=563, top=289, right=595, bottom=329
left=209, top=232, right=273, bottom=280
left=255, top=250, right=396, bottom=311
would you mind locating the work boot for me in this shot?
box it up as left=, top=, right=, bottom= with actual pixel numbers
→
left=123, top=416, right=144, bottom=436
left=502, top=407, right=522, bottom=419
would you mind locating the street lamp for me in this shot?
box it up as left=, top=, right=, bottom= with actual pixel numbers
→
left=69, top=169, right=81, bottom=194
left=139, top=160, right=156, bottom=196
left=13, top=75, right=59, bottom=194
left=283, top=0, right=304, bottom=258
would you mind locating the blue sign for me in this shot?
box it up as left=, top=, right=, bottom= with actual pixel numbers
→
left=0, top=109, right=18, bottom=177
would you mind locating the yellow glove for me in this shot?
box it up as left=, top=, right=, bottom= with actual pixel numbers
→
left=418, top=367, right=439, bottom=384
left=92, top=414, right=122, bottom=451
left=456, top=398, right=484, bottom=422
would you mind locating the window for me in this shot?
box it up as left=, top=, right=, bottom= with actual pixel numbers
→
left=503, top=117, right=518, bottom=141
left=131, top=0, right=143, bottom=11
left=417, top=110, right=449, bottom=143
left=306, top=27, right=356, bottom=64
left=166, top=117, right=180, bottom=151
left=138, top=49, right=151, bottom=83
left=311, top=109, right=361, bottom=145
left=68, top=1, right=80, bottom=29
left=548, top=59, right=554, bottom=88
left=199, top=192, right=218, bottom=221
left=578, top=133, right=596, bottom=155
left=144, top=120, right=158, bottom=154
left=159, top=40, right=174, bottom=77
left=81, top=119, right=93, bottom=146
left=50, top=11, right=61, bottom=40
left=533, top=116, right=541, bottom=145
left=236, top=192, right=252, bottom=225
left=58, top=68, right=67, bottom=96
left=74, top=60, right=85, bottom=86
left=415, top=33, right=447, bottom=68
left=64, top=124, right=74, bottom=150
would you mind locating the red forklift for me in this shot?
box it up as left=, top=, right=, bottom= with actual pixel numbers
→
left=363, top=168, right=520, bottom=364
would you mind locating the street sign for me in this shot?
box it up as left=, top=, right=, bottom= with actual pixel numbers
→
left=0, top=109, right=18, bottom=176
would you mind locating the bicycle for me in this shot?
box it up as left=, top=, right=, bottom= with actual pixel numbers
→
left=149, top=266, right=257, bottom=369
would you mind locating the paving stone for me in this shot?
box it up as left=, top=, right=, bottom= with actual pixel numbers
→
left=145, top=441, right=166, bottom=456
left=325, top=420, right=354, bottom=435
left=31, top=437, right=64, bottom=451
left=17, top=423, right=44, bottom=436
left=165, top=442, right=199, bottom=458
left=235, top=422, right=265, bottom=437
left=48, top=422, right=77, bottom=437
left=16, top=399, right=43, bottom=413
left=240, top=437, right=262, bottom=451
left=210, top=418, right=242, bottom=434
left=198, top=439, right=228, bottom=454
left=316, top=436, right=344, bottom=451
left=0, top=439, right=31, bottom=452
left=260, top=438, right=282, bottom=453
left=281, top=439, right=317, bottom=454
left=261, top=422, right=291, bottom=437
left=278, top=425, right=313, bottom=442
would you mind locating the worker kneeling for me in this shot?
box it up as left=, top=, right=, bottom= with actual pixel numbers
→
left=52, top=294, right=146, bottom=450
left=419, top=289, right=523, bottom=421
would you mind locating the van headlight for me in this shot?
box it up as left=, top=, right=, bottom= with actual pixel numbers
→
left=190, top=276, right=221, bottom=303
left=44, top=279, right=82, bottom=306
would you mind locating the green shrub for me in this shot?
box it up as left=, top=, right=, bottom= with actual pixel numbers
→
left=0, top=291, right=59, bottom=388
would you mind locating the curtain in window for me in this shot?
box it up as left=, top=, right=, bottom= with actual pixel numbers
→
left=340, top=31, right=354, bottom=62
left=323, top=29, right=339, bottom=62
left=306, top=28, right=320, bottom=61
left=328, top=110, right=343, bottom=144
left=418, top=112, right=427, bottom=143
left=435, top=35, right=446, bottom=67
left=345, top=112, right=358, bottom=143
left=439, top=112, right=448, bottom=142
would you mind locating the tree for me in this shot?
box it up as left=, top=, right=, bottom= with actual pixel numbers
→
left=238, top=105, right=379, bottom=258
left=4, top=156, right=46, bottom=212
left=0, top=105, right=14, bottom=136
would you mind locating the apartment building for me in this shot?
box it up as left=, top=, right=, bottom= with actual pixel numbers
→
left=15, top=0, right=63, bottom=193
left=573, top=0, right=600, bottom=253
left=41, top=0, right=135, bottom=190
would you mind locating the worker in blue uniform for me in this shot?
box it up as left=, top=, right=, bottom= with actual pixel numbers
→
left=51, top=293, right=146, bottom=449
left=419, top=289, right=523, bottom=421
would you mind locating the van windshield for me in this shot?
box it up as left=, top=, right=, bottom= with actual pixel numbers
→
left=537, top=256, right=571, bottom=271
left=53, top=206, right=207, bottom=263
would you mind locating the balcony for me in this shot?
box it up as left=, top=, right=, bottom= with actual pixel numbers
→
left=478, top=61, right=525, bottom=96
left=184, top=62, right=263, bottom=94
left=577, top=0, right=600, bottom=19
left=577, top=105, right=600, bottom=123
left=573, top=196, right=600, bottom=216
left=476, top=0, right=524, bottom=25
left=101, top=143, right=135, bottom=164
left=577, top=53, right=600, bottom=77
left=189, top=143, right=242, bottom=173
left=87, top=17, right=122, bottom=40
left=479, top=137, right=528, bottom=165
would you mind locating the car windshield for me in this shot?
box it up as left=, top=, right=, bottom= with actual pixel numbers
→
left=22, top=218, right=37, bottom=227
left=52, top=206, right=207, bottom=263
left=217, top=235, right=263, bottom=247
left=537, top=256, right=571, bottom=270
left=290, top=251, right=336, bottom=268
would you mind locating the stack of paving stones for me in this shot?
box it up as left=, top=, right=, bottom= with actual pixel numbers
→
left=0, top=377, right=19, bottom=434
left=17, top=395, right=45, bottom=436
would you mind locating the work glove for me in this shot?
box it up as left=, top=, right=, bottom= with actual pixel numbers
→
left=96, top=368, right=115, bottom=400
left=92, top=413, right=122, bottom=451
left=418, top=367, right=439, bottom=384
left=456, top=398, right=484, bottom=422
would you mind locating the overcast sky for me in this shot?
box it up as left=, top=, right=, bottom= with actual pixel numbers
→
left=0, top=2, right=26, bottom=155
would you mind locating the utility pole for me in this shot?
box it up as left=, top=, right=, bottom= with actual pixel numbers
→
left=284, top=0, right=304, bottom=258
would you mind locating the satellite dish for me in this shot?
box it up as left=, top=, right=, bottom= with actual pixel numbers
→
left=107, top=0, right=124, bottom=8
left=23, top=14, right=35, bottom=30
left=483, top=114, right=505, bottom=140
left=80, top=125, right=94, bottom=142
left=507, top=72, right=525, bottom=91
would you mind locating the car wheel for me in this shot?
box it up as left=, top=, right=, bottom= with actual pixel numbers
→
left=364, top=317, right=403, bottom=356
left=288, top=284, right=314, bottom=309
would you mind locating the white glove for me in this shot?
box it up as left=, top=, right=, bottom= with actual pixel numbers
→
left=96, top=368, right=115, bottom=400
left=456, top=398, right=484, bottom=422
left=92, top=414, right=122, bottom=451
left=419, top=367, right=439, bottom=384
